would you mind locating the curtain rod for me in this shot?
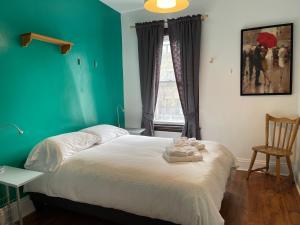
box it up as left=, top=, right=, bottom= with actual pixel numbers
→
left=130, top=14, right=208, bottom=29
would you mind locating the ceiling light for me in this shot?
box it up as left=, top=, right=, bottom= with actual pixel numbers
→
left=144, top=0, right=189, bottom=13
left=157, top=0, right=176, bottom=9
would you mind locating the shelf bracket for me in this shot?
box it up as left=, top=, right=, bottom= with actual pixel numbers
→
left=61, top=44, right=72, bottom=54
left=21, top=33, right=33, bottom=47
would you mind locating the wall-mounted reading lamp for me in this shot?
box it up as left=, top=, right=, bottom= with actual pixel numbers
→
left=0, top=123, right=24, bottom=174
left=116, top=105, right=125, bottom=128
left=0, top=123, right=24, bottom=135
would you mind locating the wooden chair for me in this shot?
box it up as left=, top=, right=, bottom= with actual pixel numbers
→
left=247, top=114, right=300, bottom=185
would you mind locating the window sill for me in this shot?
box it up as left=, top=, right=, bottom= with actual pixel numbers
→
left=154, top=123, right=184, bottom=133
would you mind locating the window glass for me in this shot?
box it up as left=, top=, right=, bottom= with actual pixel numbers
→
left=154, top=36, right=184, bottom=124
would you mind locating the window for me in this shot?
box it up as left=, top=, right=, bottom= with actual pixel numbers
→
left=154, top=35, right=184, bottom=125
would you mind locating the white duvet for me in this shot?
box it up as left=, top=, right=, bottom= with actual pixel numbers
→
left=25, top=135, right=236, bottom=225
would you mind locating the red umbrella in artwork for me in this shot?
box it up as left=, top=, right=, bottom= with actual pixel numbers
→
left=256, top=32, right=277, bottom=48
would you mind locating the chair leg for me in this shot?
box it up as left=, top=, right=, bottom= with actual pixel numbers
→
left=247, top=151, right=257, bottom=180
left=266, top=154, right=270, bottom=174
left=286, top=156, right=295, bottom=184
left=275, top=156, right=281, bottom=185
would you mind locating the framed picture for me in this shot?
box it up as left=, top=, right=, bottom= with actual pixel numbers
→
left=241, top=23, right=293, bottom=95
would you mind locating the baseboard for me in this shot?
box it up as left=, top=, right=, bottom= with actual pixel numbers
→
left=296, top=173, right=300, bottom=195
left=296, top=182, right=300, bottom=195
left=237, top=157, right=289, bottom=175
left=0, top=196, right=35, bottom=225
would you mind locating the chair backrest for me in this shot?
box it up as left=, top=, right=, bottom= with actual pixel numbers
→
left=265, top=114, right=300, bottom=154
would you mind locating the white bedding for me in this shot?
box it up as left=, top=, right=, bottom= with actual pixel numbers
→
left=25, top=135, right=236, bottom=225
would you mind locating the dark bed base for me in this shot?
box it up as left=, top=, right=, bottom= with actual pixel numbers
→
left=29, top=193, right=178, bottom=225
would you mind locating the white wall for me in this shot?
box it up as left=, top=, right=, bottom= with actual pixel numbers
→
left=121, top=0, right=300, bottom=167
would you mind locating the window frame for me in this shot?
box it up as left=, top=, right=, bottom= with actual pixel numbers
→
left=154, top=29, right=184, bottom=133
left=154, top=123, right=184, bottom=133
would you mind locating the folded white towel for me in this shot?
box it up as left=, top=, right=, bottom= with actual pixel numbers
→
left=193, top=143, right=205, bottom=151
left=188, top=138, right=197, bottom=146
left=187, top=138, right=206, bottom=151
left=163, top=151, right=203, bottom=163
left=197, top=144, right=205, bottom=151
left=173, top=137, right=206, bottom=151
left=173, top=137, right=189, bottom=147
left=165, top=145, right=198, bottom=157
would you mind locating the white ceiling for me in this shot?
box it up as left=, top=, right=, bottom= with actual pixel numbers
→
left=100, top=0, right=144, bottom=13
left=100, top=0, right=200, bottom=14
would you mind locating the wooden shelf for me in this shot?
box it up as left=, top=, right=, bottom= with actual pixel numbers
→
left=21, top=32, right=73, bottom=54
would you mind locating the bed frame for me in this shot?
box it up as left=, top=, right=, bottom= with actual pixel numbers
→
left=29, top=192, right=178, bottom=225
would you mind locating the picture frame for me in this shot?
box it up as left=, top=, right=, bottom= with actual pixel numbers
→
left=240, top=23, right=293, bottom=96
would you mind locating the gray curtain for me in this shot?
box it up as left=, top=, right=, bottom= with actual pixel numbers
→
left=168, top=15, right=202, bottom=139
left=136, top=21, right=164, bottom=136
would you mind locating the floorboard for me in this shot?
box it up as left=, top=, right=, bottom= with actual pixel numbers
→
left=24, top=170, right=300, bottom=225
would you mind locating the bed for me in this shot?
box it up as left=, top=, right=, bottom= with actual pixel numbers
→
left=24, top=128, right=236, bottom=225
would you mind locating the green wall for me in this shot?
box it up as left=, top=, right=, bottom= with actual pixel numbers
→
left=0, top=0, right=124, bottom=205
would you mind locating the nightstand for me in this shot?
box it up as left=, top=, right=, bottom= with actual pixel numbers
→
left=125, top=128, right=145, bottom=135
left=0, top=166, right=43, bottom=225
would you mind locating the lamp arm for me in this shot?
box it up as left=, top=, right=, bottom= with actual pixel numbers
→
left=117, top=105, right=125, bottom=128
left=0, top=123, right=24, bottom=135
left=118, top=105, right=125, bottom=112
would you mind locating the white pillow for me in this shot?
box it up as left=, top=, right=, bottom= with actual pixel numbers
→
left=81, top=124, right=129, bottom=144
left=24, top=132, right=100, bottom=172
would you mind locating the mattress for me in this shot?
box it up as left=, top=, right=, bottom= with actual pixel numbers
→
left=25, top=135, right=236, bottom=225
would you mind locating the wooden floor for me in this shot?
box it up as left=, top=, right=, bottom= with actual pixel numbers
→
left=24, top=170, right=300, bottom=225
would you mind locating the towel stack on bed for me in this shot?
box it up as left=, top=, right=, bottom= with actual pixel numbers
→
left=163, top=137, right=206, bottom=163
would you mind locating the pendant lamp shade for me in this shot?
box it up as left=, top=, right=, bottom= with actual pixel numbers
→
left=144, top=0, right=189, bottom=13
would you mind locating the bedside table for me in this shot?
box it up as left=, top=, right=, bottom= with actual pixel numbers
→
left=0, top=166, right=43, bottom=225
left=125, top=128, right=145, bottom=135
